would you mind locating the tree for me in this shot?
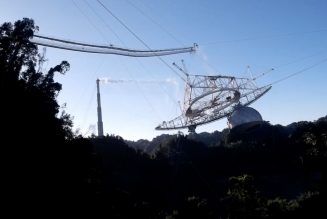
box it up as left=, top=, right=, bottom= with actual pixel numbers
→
left=223, top=175, right=265, bottom=219
left=1, top=18, right=72, bottom=141
left=1, top=18, right=74, bottom=209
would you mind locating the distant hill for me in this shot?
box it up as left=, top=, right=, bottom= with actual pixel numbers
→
left=126, top=134, right=176, bottom=155
left=127, top=115, right=327, bottom=154
left=87, top=115, right=327, bottom=218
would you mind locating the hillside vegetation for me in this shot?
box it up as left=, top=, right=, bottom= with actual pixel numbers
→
left=1, top=18, right=326, bottom=218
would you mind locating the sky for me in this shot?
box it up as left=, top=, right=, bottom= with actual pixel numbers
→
left=1, top=0, right=327, bottom=140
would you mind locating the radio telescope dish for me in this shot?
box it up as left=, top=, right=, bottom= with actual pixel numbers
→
left=155, top=64, right=271, bottom=133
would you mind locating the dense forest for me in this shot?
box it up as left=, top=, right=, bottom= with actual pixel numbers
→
left=1, top=18, right=326, bottom=218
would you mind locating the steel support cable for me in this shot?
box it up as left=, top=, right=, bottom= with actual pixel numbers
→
left=71, top=1, right=163, bottom=129
left=84, top=0, right=180, bottom=116
left=274, top=50, right=327, bottom=69
left=125, top=0, right=186, bottom=46
left=253, top=49, right=327, bottom=81
left=71, top=0, right=108, bottom=43
left=201, top=28, right=327, bottom=46
left=125, top=0, right=202, bottom=76
left=252, top=68, right=275, bottom=81
left=198, top=46, right=327, bottom=80
left=101, top=79, right=165, bottom=122
left=126, top=0, right=221, bottom=78
left=201, top=31, right=327, bottom=81
left=133, top=60, right=183, bottom=109
left=83, top=0, right=123, bottom=44
left=81, top=6, right=164, bottom=123
left=94, top=0, right=188, bottom=113
left=270, top=57, right=327, bottom=85
left=96, top=0, right=189, bottom=82
left=84, top=0, right=176, bottom=120
left=81, top=84, right=97, bottom=131
left=71, top=0, right=110, bottom=121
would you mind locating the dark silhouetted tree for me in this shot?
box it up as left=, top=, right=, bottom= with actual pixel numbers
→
left=1, top=18, right=75, bottom=209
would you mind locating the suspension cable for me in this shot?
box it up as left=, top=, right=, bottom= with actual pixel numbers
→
left=125, top=0, right=186, bottom=46
left=84, top=0, right=182, bottom=110
left=127, top=0, right=221, bottom=75
left=270, top=57, right=327, bottom=85
left=252, top=49, right=327, bottom=81
left=71, top=0, right=108, bottom=43
left=201, top=28, right=327, bottom=46
left=96, top=0, right=188, bottom=82
left=83, top=0, right=123, bottom=44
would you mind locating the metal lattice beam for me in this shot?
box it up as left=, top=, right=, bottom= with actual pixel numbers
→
left=156, top=74, right=271, bottom=131
left=30, top=35, right=197, bottom=57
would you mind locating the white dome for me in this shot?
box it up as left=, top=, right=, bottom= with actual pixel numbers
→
left=228, top=106, right=262, bottom=129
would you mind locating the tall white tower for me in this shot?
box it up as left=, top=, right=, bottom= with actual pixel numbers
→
left=96, top=79, right=104, bottom=137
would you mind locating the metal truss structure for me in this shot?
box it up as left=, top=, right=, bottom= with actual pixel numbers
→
left=155, top=63, right=272, bottom=132
left=30, top=34, right=270, bottom=133
left=30, top=35, right=196, bottom=57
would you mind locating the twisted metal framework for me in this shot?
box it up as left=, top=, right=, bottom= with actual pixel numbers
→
left=30, top=35, right=197, bottom=57
left=156, top=70, right=272, bottom=132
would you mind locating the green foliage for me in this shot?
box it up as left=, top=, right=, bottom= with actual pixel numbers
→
left=223, top=174, right=265, bottom=219
left=68, top=114, right=327, bottom=217
left=265, top=197, right=295, bottom=218
left=0, top=18, right=38, bottom=82
left=3, top=18, right=326, bottom=217
left=227, top=175, right=257, bottom=200
left=1, top=18, right=73, bottom=140
left=1, top=18, right=79, bottom=210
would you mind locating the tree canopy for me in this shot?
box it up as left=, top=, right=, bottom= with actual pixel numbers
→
left=1, top=18, right=326, bottom=217
left=1, top=18, right=76, bottom=209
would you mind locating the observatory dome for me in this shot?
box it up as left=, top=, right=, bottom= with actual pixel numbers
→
left=227, top=106, right=263, bottom=129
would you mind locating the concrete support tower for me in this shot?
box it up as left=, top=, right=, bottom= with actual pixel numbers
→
left=96, top=79, right=104, bottom=137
